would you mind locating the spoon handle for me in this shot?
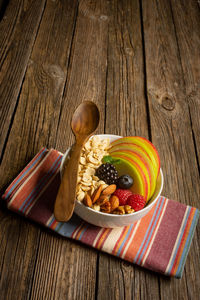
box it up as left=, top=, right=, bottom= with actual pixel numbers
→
left=54, top=141, right=84, bottom=222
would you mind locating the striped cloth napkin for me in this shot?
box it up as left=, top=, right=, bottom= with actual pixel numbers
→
left=2, top=148, right=199, bottom=278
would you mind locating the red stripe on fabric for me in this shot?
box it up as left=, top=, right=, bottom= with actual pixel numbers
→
left=119, top=224, right=137, bottom=257
left=94, top=229, right=107, bottom=248
left=143, top=199, right=187, bottom=274
left=24, top=160, right=61, bottom=214
left=10, top=150, right=60, bottom=210
left=3, top=148, right=48, bottom=201
left=112, top=227, right=128, bottom=255
left=27, top=172, right=60, bottom=225
left=50, top=220, right=58, bottom=230
left=71, top=223, right=83, bottom=239
left=75, top=224, right=88, bottom=240
left=98, top=229, right=112, bottom=250
left=171, top=208, right=195, bottom=275
left=79, top=226, right=102, bottom=246
left=135, top=198, right=164, bottom=264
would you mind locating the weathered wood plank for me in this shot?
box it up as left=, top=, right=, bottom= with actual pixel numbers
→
left=0, top=0, right=82, bottom=299
left=170, top=0, right=200, bottom=165
left=55, top=0, right=109, bottom=151
left=142, top=0, right=200, bottom=298
left=30, top=0, right=109, bottom=297
left=51, top=1, right=110, bottom=297
left=103, top=0, right=149, bottom=139
left=0, top=211, right=40, bottom=300
left=0, top=0, right=109, bottom=299
left=97, top=1, right=160, bottom=299
left=0, top=0, right=46, bottom=159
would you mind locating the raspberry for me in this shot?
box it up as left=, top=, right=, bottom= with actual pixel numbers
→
left=126, top=194, right=145, bottom=211
left=113, top=189, right=132, bottom=206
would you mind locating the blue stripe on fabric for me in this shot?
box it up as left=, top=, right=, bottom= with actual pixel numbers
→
left=176, top=209, right=199, bottom=278
left=133, top=197, right=163, bottom=264
left=4, top=148, right=47, bottom=200
left=137, top=197, right=165, bottom=265
left=48, top=216, right=56, bottom=227
left=54, top=222, right=64, bottom=232
left=116, top=224, right=133, bottom=256
left=20, top=155, right=62, bottom=212
left=76, top=224, right=90, bottom=240
left=166, top=206, right=191, bottom=275
left=57, top=214, right=83, bottom=238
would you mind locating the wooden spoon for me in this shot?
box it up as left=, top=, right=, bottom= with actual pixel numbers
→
left=54, top=101, right=100, bottom=222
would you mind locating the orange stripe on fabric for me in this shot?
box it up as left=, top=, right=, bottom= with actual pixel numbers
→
left=95, top=229, right=111, bottom=249
left=171, top=208, right=195, bottom=275
left=139, top=199, right=166, bottom=261
left=51, top=220, right=59, bottom=230
left=119, top=224, right=138, bottom=257
left=8, top=150, right=58, bottom=209
left=94, top=228, right=107, bottom=248
left=112, top=226, right=130, bottom=255
left=124, top=204, right=156, bottom=261
left=112, top=226, right=128, bottom=255
left=98, top=229, right=112, bottom=250
left=72, top=223, right=85, bottom=239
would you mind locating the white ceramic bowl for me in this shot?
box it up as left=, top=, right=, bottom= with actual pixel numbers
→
left=60, top=134, right=164, bottom=228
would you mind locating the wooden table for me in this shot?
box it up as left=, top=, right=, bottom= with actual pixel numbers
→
left=0, top=0, right=199, bottom=299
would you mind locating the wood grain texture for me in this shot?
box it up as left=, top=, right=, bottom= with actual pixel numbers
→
left=0, top=0, right=82, bottom=299
left=97, top=1, right=160, bottom=299
left=30, top=0, right=109, bottom=298
left=30, top=0, right=109, bottom=297
left=142, top=0, right=200, bottom=298
left=0, top=0, right=109, bottom=299
left=0, top=0, right=46, bottom=159
left=170, top=0, right=200, bottom=165
left=104, top=0, right=149, bottom=139
left=0, top=211, right=41, bottom=300
left=0, top=0, right=199, bottom=299
left=55, top=0, right=109, bottom=152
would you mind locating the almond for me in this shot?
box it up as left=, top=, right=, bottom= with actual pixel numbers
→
left=84, top=193, right=92, bottom=207
left=102, top=184, right=117, bottom=195
left=110, top=195, right=119, bottom=211
left=92, top=185, right=103, bottom=203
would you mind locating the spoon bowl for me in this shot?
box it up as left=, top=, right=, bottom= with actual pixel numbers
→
left=72, top=101, right=100, bottom=137
left=54, top=101, right=100, bottom=222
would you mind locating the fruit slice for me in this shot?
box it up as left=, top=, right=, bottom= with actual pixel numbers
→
left=111, top=154, right=149, bottom=202
left=109, top=142, right=155, bottom=175
left=109, top=147, right=156, bottom=198
left=111, top=151, right=151, bottom=200
left=111, top=137, right=160, bottom=177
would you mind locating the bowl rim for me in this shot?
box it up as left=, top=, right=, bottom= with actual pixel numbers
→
left=61, top=133, right=164, bottom=218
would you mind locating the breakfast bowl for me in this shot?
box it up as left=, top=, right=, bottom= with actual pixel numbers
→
left=60, top=134, right=164, bottom=228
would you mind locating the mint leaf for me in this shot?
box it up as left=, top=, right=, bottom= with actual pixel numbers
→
left=102, top=156, right=121, bottom=165
left=102, top=155, right=112, bottom=163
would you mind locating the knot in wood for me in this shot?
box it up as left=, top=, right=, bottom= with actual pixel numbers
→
left=125, top=47, right=134, bottom=56
left=161, top=95, right=175, bottom=111
left=99, top=15, right=108, bottom=21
